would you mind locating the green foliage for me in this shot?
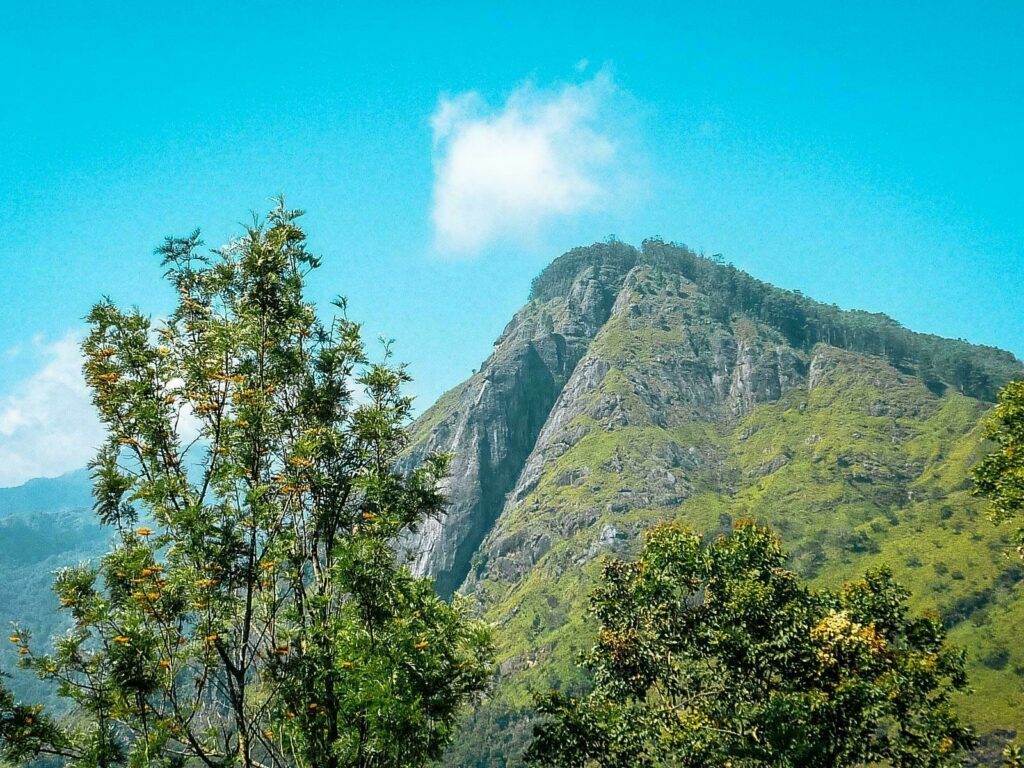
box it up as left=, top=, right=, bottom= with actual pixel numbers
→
left=527, top=522, right=975, bottom=768
left=1004, top=742, right=1024, bottom=768
left=0, top=673, right=70, bottom=766
left=528, top=242, right=638, bottom=307
left=0, top=201, right=493, bottom=768
left=973, top=380, right=1024, bottom=551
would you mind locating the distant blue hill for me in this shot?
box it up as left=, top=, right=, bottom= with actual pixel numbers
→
left=0, top=467, right=93, bottom=517
left=0, top=469, right=107, bottom=707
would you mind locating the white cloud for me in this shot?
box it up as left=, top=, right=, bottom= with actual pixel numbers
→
left=0, top=332, right=103, bottom=487
left=430, top=70, right=626, bottom=254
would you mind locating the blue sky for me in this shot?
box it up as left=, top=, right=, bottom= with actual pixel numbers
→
left=0, top=1, right=1022, bottom=485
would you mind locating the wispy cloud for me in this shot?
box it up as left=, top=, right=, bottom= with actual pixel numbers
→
left=430, top=70, right=630, bottom=254
left=0, top=332, right=102, bottom=487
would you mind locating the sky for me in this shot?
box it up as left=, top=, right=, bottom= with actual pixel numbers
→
left=0, top=1, right=1022, bottom=487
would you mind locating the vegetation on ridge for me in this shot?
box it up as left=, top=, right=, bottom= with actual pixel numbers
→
left=529, top=240, right=1020, bottom=401
left=974, top=380, right=1024, bottom=552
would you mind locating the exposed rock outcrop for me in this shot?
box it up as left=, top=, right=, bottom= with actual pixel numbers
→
left=398, top=242, right=637, bottom=595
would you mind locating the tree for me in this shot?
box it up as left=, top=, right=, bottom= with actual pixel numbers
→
left=527, top=521, right=974, bottom=768
left=974, top=380, right=1024, bottom=554
left=0, top=200, right=493, bottom=768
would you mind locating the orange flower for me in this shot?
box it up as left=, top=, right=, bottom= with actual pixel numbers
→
left=136, top=527, right=154, bottom=536
left=414, top=641, right=429, bottom=650
left=113, top=636, right=131, bottom=645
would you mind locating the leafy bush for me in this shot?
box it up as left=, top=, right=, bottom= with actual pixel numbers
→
left=528, top=521, right=975, bottom=767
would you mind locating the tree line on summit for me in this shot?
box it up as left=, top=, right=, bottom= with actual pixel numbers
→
left=1, top=204, right=1022, bottom=767
left=530, top=240, right=1018, bottom=401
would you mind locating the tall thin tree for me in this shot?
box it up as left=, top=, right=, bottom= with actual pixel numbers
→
left=1, top=200, right=493, bottom=768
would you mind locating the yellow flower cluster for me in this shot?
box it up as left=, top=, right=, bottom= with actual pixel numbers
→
left=811, top=610, right=886, bottom=667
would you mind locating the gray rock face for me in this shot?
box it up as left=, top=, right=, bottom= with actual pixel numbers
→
left=399, top=243, right=637, bottom=595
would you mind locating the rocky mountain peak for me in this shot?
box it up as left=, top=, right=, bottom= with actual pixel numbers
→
left=402, top=241, right=1020, bottom=598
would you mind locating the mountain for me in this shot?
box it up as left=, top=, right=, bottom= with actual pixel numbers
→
left=0, top=468, right=92, bottom=518
left=399, top=240, right=1024, bottom=766
left=0, top=471, right=105, bottom=707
